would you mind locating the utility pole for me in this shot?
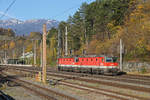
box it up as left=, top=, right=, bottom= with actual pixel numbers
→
left=84, top=28, right=87, bottom=55
left=12, top=50, right=14, bottom=62
left=23, top=46, right=25, bottom=64
left=65, top=26, right=68, bottom=56
left=34, top=40, right=36, bottom=65
left=40, top=40, right=43, bottom=67
left=12, top=40, right=15, bottom=60
left=120, top=39, right=123, bottom=71
left=22, top=35, right=25, bottom=65
left=4, top=40, right=7, bottom=64
left=42, top=24, right=47, bottom=83
left=85, top=28, right=89, bottom=54
left=57, top=29, right=61, bottom=58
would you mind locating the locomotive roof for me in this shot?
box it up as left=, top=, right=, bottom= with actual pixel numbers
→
left=58, top=55, right=117, bottom=58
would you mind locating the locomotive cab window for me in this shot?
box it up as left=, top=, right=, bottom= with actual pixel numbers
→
left=75, top=57, right=79, bottom=62
left=106, top=57, right=112, bottom=62
left=106, top=57, right=118, bottom=62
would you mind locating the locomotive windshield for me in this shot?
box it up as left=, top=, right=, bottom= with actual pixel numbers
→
left=106, top=57, right=117, bottom=62
left=106, top=58, right=112, bottom=62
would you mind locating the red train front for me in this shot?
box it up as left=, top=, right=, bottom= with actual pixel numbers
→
left=57, top=56, right=119, bottom=75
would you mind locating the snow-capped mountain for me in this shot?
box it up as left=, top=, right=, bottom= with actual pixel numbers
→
left=0, top=19, right=59, bottom=35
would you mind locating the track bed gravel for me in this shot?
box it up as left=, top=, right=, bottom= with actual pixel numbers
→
left=3, top=69, right=119, bottom=100
left=2, top=86, right=44, bottom=100
left=1, top=66, right=150, bottom=100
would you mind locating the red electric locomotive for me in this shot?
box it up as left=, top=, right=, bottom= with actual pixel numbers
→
left=57, top=55, right=120, bottom=75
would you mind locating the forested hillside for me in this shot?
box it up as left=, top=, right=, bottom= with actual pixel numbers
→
left=0, top=0, right=150, bottom=65
left=47, top=0, right=150, bottom=64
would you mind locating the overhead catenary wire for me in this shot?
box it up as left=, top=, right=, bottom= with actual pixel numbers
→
left=51, top=0, right=93, bottom=19
left=0, top=0, right=93, bottom=21
left=0, top=0, right=17, bottom=20
left=0, top=11, right=22, bottom=21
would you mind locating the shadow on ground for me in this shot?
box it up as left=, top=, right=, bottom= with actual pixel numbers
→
left=0, top=91, right=15, bottom=100
left=0, top=67, right=22, bottom=100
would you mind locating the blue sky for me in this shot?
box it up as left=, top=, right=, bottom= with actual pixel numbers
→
left=0, top=0, right=95, bottom=21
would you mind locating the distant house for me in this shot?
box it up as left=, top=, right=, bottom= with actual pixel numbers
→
left=20, top=51, right=33, bottom=59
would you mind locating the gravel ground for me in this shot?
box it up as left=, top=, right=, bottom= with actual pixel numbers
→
left=3, top=68, right=150, bottom=100
left=0, top=70, right=45, bottom=100
left=64, top=78, right=150, bottom=99
left=0, top=82, right=44, bottom=100
left=127, top=72, right=150, bottom=76
left=46, top=74, right=150, bottom=99
left=21, top=76, right=119, bottom=100
left=52, top=83, right=116, bottom=100
left=2, top=70, right=83, bottom=100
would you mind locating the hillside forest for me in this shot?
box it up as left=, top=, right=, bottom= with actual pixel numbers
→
left=0, top=0, right=150, bottom=66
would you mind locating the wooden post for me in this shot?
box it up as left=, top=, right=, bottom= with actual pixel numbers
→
left=42, top=24, right=47, bottom=83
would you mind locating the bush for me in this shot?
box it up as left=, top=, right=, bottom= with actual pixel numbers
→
left=140, top=66, right=147, bottom=74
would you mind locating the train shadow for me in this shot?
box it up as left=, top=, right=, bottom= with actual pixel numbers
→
left=0, top=74, right=21, bottom=87
left=0, top=68, right=21, bottom=87
left=49, top=77, right=75, bottom=86
left=104, top=72, right=127, bottom=76
left=117, top=71, right=127, bottom=76
left=48, top=75, right=85, bottom=86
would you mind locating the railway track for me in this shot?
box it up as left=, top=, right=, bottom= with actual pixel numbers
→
left=46, top=70, right=150, bottom=84
left=2, top=66, right=150, bottom=88
left=0, top=72, right=77, bottom=100
left=1, top=65, right=150, bottom=100
left=8, top=74, right=132, bottom=100
left=10, top=66, right=150, bottom=88
left=58, top=80, right=149, bottom=100
left=0, top=91, right=11, bottom=100
left=3, top=65, right=150, bottom=81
